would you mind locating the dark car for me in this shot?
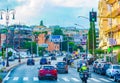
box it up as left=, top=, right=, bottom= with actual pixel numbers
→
left=38, top=65, right=57, bottom=80
left=56, top=62, right=68, bottom=73
left=27, top=58, right=35, bottom=65
left=51, top=56, right=57, bottom=60
left=98, top=63, right=111, bottom=75
left=114, top=72, right=120, bottom=82
left=40, top=57, right=48, bottom=65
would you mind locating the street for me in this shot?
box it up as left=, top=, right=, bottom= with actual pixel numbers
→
left=2, top=57, right=115, bottom=83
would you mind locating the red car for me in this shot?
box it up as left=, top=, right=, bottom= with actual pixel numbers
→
left=38, top=65, right=57, bottom=80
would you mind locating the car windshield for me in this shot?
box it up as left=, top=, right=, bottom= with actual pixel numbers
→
left=43, top=66, right=54, bottom=70
left=57, top=62, right=66, bottom=66
left=104, top=64, right=110, bottom=68
left=113, top=66, right=120, bottom=69
left=41, top=58, right=47, bottom=61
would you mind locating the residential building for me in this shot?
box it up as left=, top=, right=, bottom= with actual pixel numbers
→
left=98, top=0, right=120, bottom=63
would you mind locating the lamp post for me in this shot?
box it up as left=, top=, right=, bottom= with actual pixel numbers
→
left=0, top=8, right=15, bottom=67
left=74, top=23, right=88, bottom=58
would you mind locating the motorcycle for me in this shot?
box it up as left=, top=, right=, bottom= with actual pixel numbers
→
left=79, top=71, right=89, bottom=83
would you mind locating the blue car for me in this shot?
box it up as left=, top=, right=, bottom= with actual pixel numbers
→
left=40, top=57, right=48, bottom=65
left=27, top=58, right=35, bottom=65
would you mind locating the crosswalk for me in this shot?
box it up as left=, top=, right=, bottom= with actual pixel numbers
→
left=4, top=76, right=113, bottom=83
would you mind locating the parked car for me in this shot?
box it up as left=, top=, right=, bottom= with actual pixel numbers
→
left=56, top=62, right=68, bottom=73
left=95, top=62, right=106, bottom=74
left=38, top=65, right=57, bottom=80
left=40, top=57, right=48, bottom=65
left=106, top=64, right=120, bottom=77
left=8, top=56, right=15, bottom=61
left=27, top=58, right=35, bottom=65
left=114, top=71, right=120, bottom=82
left=93, top=61, right=99, bottom=72
left=51, top=56, right=57, bottom=60
left=98, top=63, right=111, bottom=75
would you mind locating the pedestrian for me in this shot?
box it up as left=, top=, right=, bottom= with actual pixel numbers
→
left=2, top=60, right=5, bottom=67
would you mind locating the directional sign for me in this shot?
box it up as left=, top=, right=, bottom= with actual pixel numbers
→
left=49, top=35, right=63, bottom=42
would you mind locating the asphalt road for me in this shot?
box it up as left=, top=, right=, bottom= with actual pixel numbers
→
left=3, top=57, right=116, bottom=83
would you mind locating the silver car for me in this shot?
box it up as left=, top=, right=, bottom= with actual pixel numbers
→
left=106, top=64, right=120, bottom=77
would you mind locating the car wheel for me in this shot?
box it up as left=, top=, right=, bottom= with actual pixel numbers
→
left=54, top=77, right=57, bottom=80
left=38, top=76, right=42, bottom=80
left=66, top=71, right=68, bottom=73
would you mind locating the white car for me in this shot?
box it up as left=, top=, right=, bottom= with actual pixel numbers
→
left=106, top=64, right=120, bottom=77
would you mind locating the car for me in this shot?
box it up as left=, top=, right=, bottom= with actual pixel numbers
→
left=106, top=64, right=120, bottom=77
left=8, top=56, right=15, bottom=61
left=93, top=61, right=99, bottom=72
left=38, top=65, right=57, bottom=80
left=40, top=57, right=48, bottom=65
left=98, top=63, right=111, bottom=75
left=51, top=56, right=57, bottom=60
left=56, top=62, right=68, bottom=73
left=114, top=71, right=120, bottom=82
left=27, top=58, right=35, bottom=65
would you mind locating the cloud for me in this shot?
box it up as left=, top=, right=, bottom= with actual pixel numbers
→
left=14, top=0, right=45, bottom=25
left=51, top=0, right=99, bottom=8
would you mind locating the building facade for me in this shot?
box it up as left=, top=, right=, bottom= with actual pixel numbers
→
left=98, top=0, right=120, bottom=63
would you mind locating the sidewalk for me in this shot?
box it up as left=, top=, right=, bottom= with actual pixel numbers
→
left=0, top=57, right=40, bottom=72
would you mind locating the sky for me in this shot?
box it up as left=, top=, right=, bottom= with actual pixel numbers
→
left=0, top=0, right=99, bottom=28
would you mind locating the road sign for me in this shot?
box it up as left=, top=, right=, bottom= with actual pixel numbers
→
left=39, top=43, right=48, bottom=47
left=50, top=35, right=63, bottom=42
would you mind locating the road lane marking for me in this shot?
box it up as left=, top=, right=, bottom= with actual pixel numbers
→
left=33, top=77, right=39, bottom=81
left=62, top=77, right=70, bottom=82
left=99, top=78, right=111, bottom=82
left=90, top=78, right=101, bottom=82
left=4, top=77, right=9, bottom=80
left=13, top=77, right=19, bottom=81
left=71, top=78, right=80, bottom=82
left=23, top=77, right=28, bottom=81
left=57, top=78, right=60, bottom=81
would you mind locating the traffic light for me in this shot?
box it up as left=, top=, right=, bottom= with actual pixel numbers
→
left=89, top=12, right=97, bottom=22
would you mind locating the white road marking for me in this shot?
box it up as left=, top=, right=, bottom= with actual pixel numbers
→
left=99, top=78, right=111, bottom=82
left=62, top=77, right=70, bottom=82
left=33, top=77, right=39, bottom=81
left=23, top=77, right=28, bottom=81
left=90, top=78, right=101, bottom=82
left=4, top=77, right=9, bottom=80
left=71, top=78, right=80, bottom=82
left=57, top=78, right=60, bottom=81
left=13, top=77, right=19, bottom=81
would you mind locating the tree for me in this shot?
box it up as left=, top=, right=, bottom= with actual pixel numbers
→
left=87, top=22, right=96, bottom=55
left=52, top=28, right=63, bottom=35
left=22, top=41, right=37, bottom=54
left=8, top=51, right=13, bottom=57
left=38, top=47, right=45, bottom=56
left=40, top=20, right=44, bottom=26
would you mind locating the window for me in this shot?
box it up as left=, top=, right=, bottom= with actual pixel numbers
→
left=107, top=4, right=111, bottom=12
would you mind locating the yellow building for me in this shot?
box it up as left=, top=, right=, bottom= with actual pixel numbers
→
left=98, top=0, right=120, bottom=62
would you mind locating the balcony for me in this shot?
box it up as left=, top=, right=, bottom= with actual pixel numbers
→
left=106, top=0, right=116, bottom=4
left=107, top=7, right=120, bottom=17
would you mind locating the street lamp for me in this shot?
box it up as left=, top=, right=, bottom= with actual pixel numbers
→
left=0, top=8, right=15, bottom=67
left=77, top=15, right=95, bottom=57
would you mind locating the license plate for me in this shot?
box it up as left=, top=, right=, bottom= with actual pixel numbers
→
left=85, top=74, right=87, bottom=77
left=46, top=74, right=51, bottom=76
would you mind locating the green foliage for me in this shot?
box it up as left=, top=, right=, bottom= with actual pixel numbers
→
left=22, top=41, right=37, bottom=54
left=40, top=20, right=44, bottom=26
left=0, top=76, right=2, bottom=81
left=87, top=22, right=96, bottom=54
left=95, top=49, right=104, bottom=54
left=0, top=52, right=2, bottom=56
left=38, top=47, right=45, bottom=56
left=117, top=51, right=120, bottom=63
left=8, top=51, right=13, bottom=57
left=52, top=28, right=63, bottom=35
